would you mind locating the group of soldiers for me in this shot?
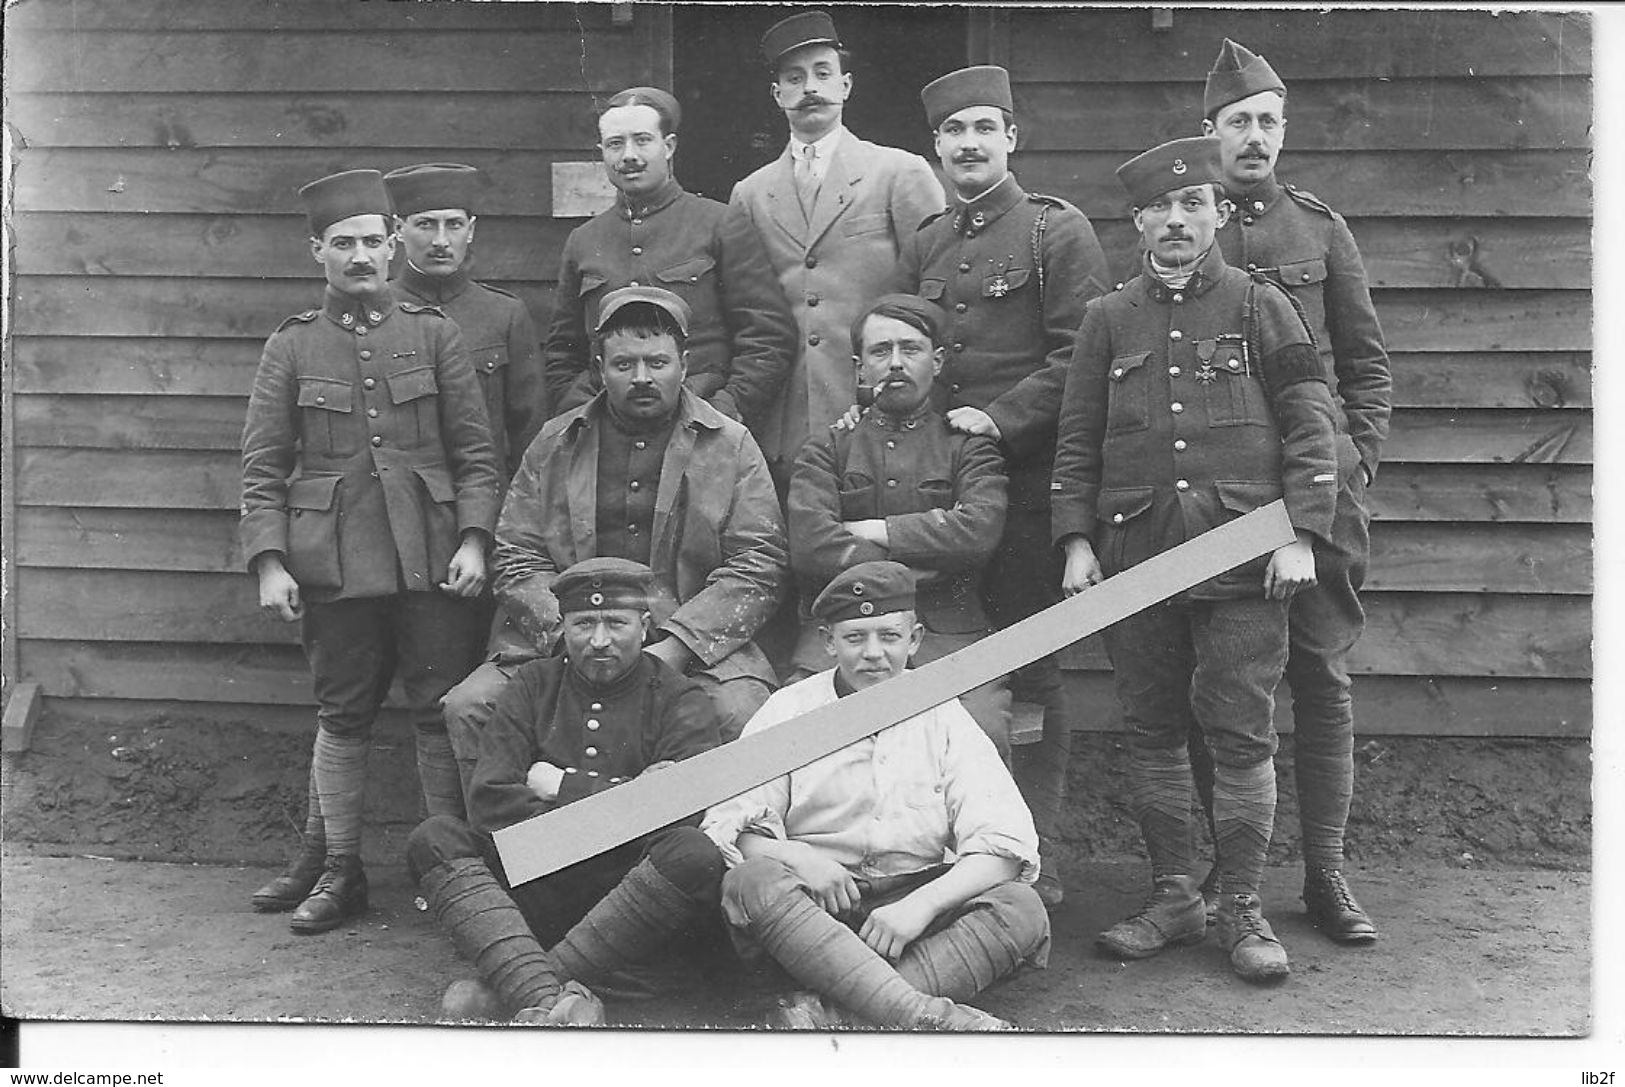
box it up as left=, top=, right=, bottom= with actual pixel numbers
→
left=239, top=12, right=1389, bottom=1028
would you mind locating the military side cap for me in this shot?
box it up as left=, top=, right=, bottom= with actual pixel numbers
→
left=761, top=10, right=840, bottom=67
left=849, top=293, right=943, bottom=355
left=383, top=163, right=481, bottom=218
left=812, top=561, right=917, bottom=624
left=595, top=285, right=692, bottom=337
left=553, top=557, right=656, bottom=614
left=299, top=169, right=391, bottom=237
left=1116, top=136, right=1224, bottom=206
left=603, top=86, right=682, bottom=133
left=1203, top=38, right=1286, bottom=118
left=921, top=65, right=1012, bottom=130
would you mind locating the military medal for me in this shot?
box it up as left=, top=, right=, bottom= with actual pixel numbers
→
left=1194, top=338, right=1219, bottom=384
left=988, top=273, right=1010, bottom=297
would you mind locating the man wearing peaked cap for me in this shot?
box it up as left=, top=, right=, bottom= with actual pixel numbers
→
left=385, top=163, right=546, bottom=480
left=1051, top=133, right=1343, bottom=984
left=728, top=10, right=944, bottom=480
left=787, top=293, right=1013, bottom=753
left=703, top=558, right=1046, bottom=1030
left=544, top=84, right=798, bottom=430
left=443, top=279, right=787, bottom=789
left=1191, top=38, right=1392, bottom=946
left=889, top=63, right=1111, bottom=911
left=406, top=555, right=726, bottom=1025
left=241, top=168, right=501, bottom=934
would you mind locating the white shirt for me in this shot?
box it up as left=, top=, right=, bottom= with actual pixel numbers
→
left=789, top=125, right=847, bottom=185
left=701, top=669, right=1040, bottom=883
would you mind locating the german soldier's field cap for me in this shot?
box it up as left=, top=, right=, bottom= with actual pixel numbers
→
left=761, top=11, right=840, bottom=67
left=1204, top=38, right=1286, bottom=118
left=811, top=561, right=917, bottom=623
left=921, top=65, right=1012, bottom=130
left=300, top=169, right=391, bottom=237
left=553, top=557, right=656, bottom=614
left=383, top=163, right=482, bottom=218
left=1116, top=136, right=1224, bottom=206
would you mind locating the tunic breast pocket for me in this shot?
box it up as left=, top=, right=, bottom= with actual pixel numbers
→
left=1198, top=343, right=1268, bottom=427
left=916, top=478, right=954, bottom=509
left=841, top=213, right=890, bottom=238
left=981, top=267, right=1030, bottom=300
left=838, top=473, right=877, bottom=519
left=296, top=377, right=354, bottom=455
left=387, top=365, right=440, bottom=444
left=1106, top=352, right=1151, bottom=434
left=656, top=256, right=716, bottom=307
left=469, top=343, right=510, bottom=389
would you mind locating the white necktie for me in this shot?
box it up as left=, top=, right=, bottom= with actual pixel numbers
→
left=796, top=143, right=820, bottom=214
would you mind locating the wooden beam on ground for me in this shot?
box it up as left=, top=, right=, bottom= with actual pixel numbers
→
left=494, top=502, right=1296, bottom=886
left=2, top=683, right=44, bottom=753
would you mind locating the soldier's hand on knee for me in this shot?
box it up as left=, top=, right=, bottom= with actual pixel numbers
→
left=859, top=898, right=934, bottom=963
left=441, top=536, right=488, bottom=597
left=1264, top=534, right=1318, bottom=600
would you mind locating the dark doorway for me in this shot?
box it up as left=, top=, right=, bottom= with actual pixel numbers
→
left=672, top=5, right=970, bottom=202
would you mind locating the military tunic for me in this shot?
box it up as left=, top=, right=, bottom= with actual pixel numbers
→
left=393, top=261, right=547, bottom=479
left=240, top=286, right=501, bottom=601
left=544, top=178, right=799, bottom=427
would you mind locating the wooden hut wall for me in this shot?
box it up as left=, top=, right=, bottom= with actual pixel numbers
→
left=4, top=3, right=1592, bottom=738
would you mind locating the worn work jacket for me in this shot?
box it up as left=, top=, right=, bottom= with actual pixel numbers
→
left=890, top=173, right=1111, bottom=509
left=1217, top=174, right=1391, bottom=484
left=393, top=261, right=546, bottom=480
left=240, top=285, right=501, bottom=601
left=469, top=653, right=720, bottom=836
left=491, top=389, right=787, bottom=686
left=1051, top=247, right=1340, bottom=600
left=544, top=178, right=798, bottom=428
left=729, top=128, right=946, bottom=464
left=788, top=406, right=1007, bottom=635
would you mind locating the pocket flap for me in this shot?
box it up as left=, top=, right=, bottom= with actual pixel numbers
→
left=1099, top=486, right=1155, bottom=525
left=656, top=256, right=715, bottom=284
left=296, top=377, right=353, bottom=413
left=412, top=464, right=457, bottom=504
left=287, top=474, right=341, bottom=511
left=579, top=272, right=607, bottom=295
left=1108, top=352, right=1150, bottom=382
left=1278, top=257, right=1327, bottom=287
left=1214, top=480, right=1283, bottom=515
left=387, top=366, right=439, bottom=404
left=982, top=267, right=1030, bottom=297
left=470, top=344, right=510, bottom=374
left=919, top=279, right=946, bottom=301
left=841, top=212, right=889, bottom=238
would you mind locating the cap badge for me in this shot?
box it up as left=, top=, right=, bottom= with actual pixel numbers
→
left=859, top=601, right=875, bottom=616
left=1172, top=159, right=1188, bottom=175
left=852, top=583, right=865, bottom=596
left=589, top=591, right=605, bottom=607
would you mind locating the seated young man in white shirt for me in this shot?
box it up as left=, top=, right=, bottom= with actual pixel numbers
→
left=701, top=560, right=1048, bottom=1030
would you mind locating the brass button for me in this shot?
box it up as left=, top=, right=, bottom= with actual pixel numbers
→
left=359, top=350, right=372, bottom=361
left=371, top=435, right=383, bottom=446
left=807, top=295, right=820, bottom=307
left=1113, top=368, right=1124, bottom=378
left=629, top=480, right=641, bottom=491
left=634, top=440, right=646, bottom=450
left=1242, top=216, right=1254, bottom=226
left=628, top=524, right=639, bottom=534
left=1169, top=366, right=1181, bottom=377
left=587, top=719, right=600, bottom=731
left=587, top=770, right=599, bottom=778
left=355, top=326, right=368, bottom=337
left=808, top=333, right=821, bottom=346
left=629, top=280, right=640, bottom=287
left=364, top=378, right=376, bottom=389
left=886, top=479, right=898, bottom=488
left=1112, top=513, right=1124, bottom=524
left=805, top=256, right=817, bottom=269
left=1169, top=330, right=1183, bottom=341
left=1174, top=439, right=1187, bottom=451
left=367, top=407, right=378, bottom=418
left=955, top=303, right=967, bottom=313
left=632, top=246, right=643, bottom=255
left=950, top=382, right=962, bottom=392
left=632, top=218, right=643, bottom=226
left=485, top=360, right=496, bottom=370
left=315, top=395, right=326, bottom=405
left=953, top=343, right=965, bottom=353
left=959, top=262, right=971, bottom=273
left=1170, top=402, right=1184, bottom=414
left=585, top=747, right=598, bottom=758
left=886, top=440, right=896, bottom=450
left=590, top=703, right=603, bottom=712
left=1176, top=479, right=1190, bottom=491
left=1172, top=293, right=1184, bottom=304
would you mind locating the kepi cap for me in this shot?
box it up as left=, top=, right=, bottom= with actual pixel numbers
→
left=1116, top=136, right=1224, bottom=206
left=921, top=65, right=1012, bottom=130
left=602, top=86, right=682, bottom=134
left=850, top=293, right=943, bottom=355
left=1203, top=38, right=1286, bottom=118
left=594, top=285, right=692, bottom=338
left=383, top=163, right=482, bottom=218
left=552, top=557, right=656, bottom=614
left=760, top=10, right=841, bottom=67
left=299, top=169, right=391, bottom=237
left=811, top=561, right=917, bottom=624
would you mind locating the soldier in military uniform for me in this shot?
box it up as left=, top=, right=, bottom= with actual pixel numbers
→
left=787, top=293, right=1012, bottom=751
left=241, top=169, right=501, bottom=934
left=1052, top=136, right=1341, bottom=982
left=442, top=286, right=787, bottom=794
left=408, top=558, right=725, bottom=1025
left=1188, top=40, right=1393, bottom=943
left=384, top=162, right=547, bottom=482
left=544, top=86, right=798, bottom=430
left=889, top=65, right=1112, bottom=909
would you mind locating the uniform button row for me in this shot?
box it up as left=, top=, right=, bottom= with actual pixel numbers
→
left=807, top=294, right=820, bottom=307
left=586, top=719, right=600, bottom=731
left=634, top=440, right=646, bottom=450
left=959, top=262, right=971, bottom=273
left=632, top=246, right=643, bottom=256
left=1172, top=293, right=1184, bottom=304
left=1169, top=366, right=1181, bottom=377
left=629, top=480, right=641, bottom=491
left=1176, top=479, right=1190, bottom=491
left=364, top=378, right=376, bottom=390
left=808, top=333, right=821, bottom=346
left=1170, top=402, right=1184, bottom=414
left=885, top=440, right=896, bottom=450
left=1174, top=439, right=1187, bottom=451
left=805, top=256, right=818, bottom=269
left=585, top=747, right=598, bottom=758
left=954, top=303, right=967, bottom=314
left=368, top=407, right=378, bottom=418
left=1169, top=329, right=1183, bottom=341
left=886, top=479, right=898, bottom=488
left=359, top=349, right=373, bottom=361
left=371, top=435, right=383, bottom=446
left=591, top=702, right=603, bottom=711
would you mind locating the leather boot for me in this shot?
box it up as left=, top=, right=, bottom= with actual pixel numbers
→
left=440, top=978, right=504, bottom=1021
left=1302, top=866, right=1379, bottom=943
left=251, top=835, right=325, bottom=913
left=289, top=854, right=368, bottom=935
left=1096, top=874, right=1206, bottom=959
left=512, top=981, right=605, bottom=1027
left=914, top=997, right=1013, bottom=1031
left=1215, top=893, right=1290, bottom=983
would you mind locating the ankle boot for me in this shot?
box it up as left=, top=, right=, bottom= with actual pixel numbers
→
left=1302, top=866, right=1379, bottom=943
left=289, top=854, right=368, bottom=934
left=251, top=834, right=326, bottom=913
left=1215, top=892, right=1290, bottom=983
left=1096, top=874, right=1206, bottom=959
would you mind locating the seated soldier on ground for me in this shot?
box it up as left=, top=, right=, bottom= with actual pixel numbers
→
left=407, top=557, right=725, bottom=1025
left=701, top=561, right=1049, bottom=1031
left=787, top=294, right=1013, bottom=756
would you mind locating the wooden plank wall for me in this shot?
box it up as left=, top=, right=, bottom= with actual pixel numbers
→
left=4, top=3, right=1592, bottom=738
left=983, top=8, right=1592, bottom=736
left=4, top=0, right=668, bottom=723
